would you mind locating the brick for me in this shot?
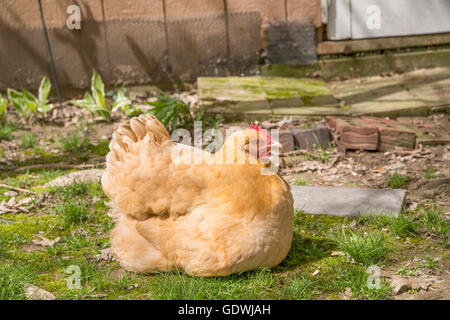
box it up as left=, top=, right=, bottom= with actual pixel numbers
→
left=326, top=117, right=379, bottom=151
left=291, top=123, right=330, bottom=150
left=360, top=116, right=416, bottom=151
left=397, top=116, right=450, bottom=147
left=278, top=129, right=295, bottom=152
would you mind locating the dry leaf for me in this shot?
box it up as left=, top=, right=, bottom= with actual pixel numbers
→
left=311, top=269, right=320, bottom=276
left=32, top=235, right=60, bottom=247
left=25, top=284, right=56, bottom=300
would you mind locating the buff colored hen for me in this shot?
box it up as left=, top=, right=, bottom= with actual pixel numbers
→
left=101, top=114, right=294, bottom=276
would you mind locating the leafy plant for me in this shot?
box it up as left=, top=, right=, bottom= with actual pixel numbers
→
left=112, top=87, right=141, bottom=117
left=146, top=89, right=192, bottom=131
left=7, top=89, right=29, bottom=119
left=0, top=93, right=8, bottom=122
left=6, top=77, right=54, bottom=120
left=72, top=71, right=112, bottom=121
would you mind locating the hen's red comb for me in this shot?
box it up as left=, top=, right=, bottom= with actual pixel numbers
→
left=249, top=122, right=272, bottom=143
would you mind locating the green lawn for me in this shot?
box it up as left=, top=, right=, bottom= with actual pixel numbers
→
left=1, top=168, right=448, bottom=300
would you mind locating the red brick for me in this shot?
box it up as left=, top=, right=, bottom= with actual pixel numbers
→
left=360, top=116, right=416, bottom=151
left=326, top=117, right=378, bottom=151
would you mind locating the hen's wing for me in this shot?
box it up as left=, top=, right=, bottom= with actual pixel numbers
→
left=101, top=114, right=206, bottom=220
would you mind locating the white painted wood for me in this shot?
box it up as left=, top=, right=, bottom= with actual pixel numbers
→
left=327, top=0, right=450, bottom=40
left=327, top=0, right=351, bottom=40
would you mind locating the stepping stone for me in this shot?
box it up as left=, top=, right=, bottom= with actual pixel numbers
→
left=291, top=123, right=331, bottom=150
left=198, top=76, right=341, bottom=117
left=46, top=169, right=104, bottom=188
left=360, top=116, right=416, bottom=151
left=290, top=185, right=406, bottom=217
left=326, top=117, right=379, bottom=151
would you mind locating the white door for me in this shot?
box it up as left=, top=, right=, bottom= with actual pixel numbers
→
left=326, top=0, right=450, bottom=40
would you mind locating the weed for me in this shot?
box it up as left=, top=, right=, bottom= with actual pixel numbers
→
left=419, top=204, right=448, bottom=245
left=20, top=133, right=38, bottom=149
left=71, top=71, right=112, bottom=121
left=0, top=122, right=17, bottom=140
left=146, top=89, right=192, bottom=131
left=372, top=214, right=417, bottom=238
left=386, top=172, right=409, bottom=189
left=0, top=263, right=35, bottom=299
left=59, top=132, right=90, bottom=154
left=280, top=276, right=316, bottom=300
left=425, top=166, right=436, bottom=179
left=330, top=227, right=392, bottom=265
left=55, top=201, right=89, bottom=226
left=0, top=93, right=7, bottom=122
left=7, top=76, right=54, bottom=120
left=293, top=175, right=308, bottom=186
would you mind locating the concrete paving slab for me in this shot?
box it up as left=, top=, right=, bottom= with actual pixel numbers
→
left=290, top=185, right=406, bottom=217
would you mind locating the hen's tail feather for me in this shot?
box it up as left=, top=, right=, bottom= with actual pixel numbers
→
left=106, top=114, right=170, bottom=166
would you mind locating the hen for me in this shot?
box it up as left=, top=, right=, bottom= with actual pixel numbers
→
left=102, top=115, right=294, bottom=276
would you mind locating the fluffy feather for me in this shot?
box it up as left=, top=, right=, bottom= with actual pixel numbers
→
left=102, top=114, right=294, bottom=276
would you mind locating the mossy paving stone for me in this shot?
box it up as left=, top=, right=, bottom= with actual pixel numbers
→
left=198, top=76, right=342, bottom=116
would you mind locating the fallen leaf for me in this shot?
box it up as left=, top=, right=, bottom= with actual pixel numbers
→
left=92, top=248, right=113, bottom=262
left=331, top=251, right=345, bottom=256
left=390, top=275, right=431, bottom=295
left=311, top=269, right=320, bottom=276
left=25, top=284, right=56, bottom=300
left=32, top=235, right=60, bottom=247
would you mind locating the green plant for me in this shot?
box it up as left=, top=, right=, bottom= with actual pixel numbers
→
left=372, top=214, right=417, bottom=238
left=72, top=71, right=112, bottom=121
left=312, top=135, right=333, bottom=164
left=0, top=122, right=17, bottom=141
left=0, top=93, right=8, bottom=122
left=146, top=89, right=192, bottom=131
left=419, top=204, right=448, bottom=245
left=386, top=172, right=409, bottom=189
left=425, top=166, right=436, bottom=179
left=59, top=131, right=90, bottom=153
left=56, top=200, right=89, bottom=225
left=330, top=227, right=392, bottom=265
left=20, top=133, right=38, bottom=149
left=7, top=77, right=54, bottom=120
left=294, top=175, right=308, bottom=186
left=112, top=87, right=141, bottom=117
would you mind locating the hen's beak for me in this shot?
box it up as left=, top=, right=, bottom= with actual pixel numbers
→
left=269, top=140, right=282, bottom=155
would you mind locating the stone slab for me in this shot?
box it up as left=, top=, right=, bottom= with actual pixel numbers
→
left=290, top=185, right=406, bottom=217
left=291, top=124, right=331, bottom=150
left=279, top=129, right=295, bottom=152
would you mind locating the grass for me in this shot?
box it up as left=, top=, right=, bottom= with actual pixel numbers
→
left=386, top=172, right=409, bottom=189
left=372, top=214, right=418, bottom=238
left=55, top=201, right=89, bottom=226
left=293, top=175, right=308, bottom=186
left=20, top=133, right=38, bottom=149
left=418, top=204, right=448, bottom=245
left=330, top=227, right=392, bottom=265
left=0, top=122, right=17, bottom=140
left=60, top=131, right=90, bottom=154
left=0, top=164, right=448, bottom=300
left=425, top=166, right=436, bottom=179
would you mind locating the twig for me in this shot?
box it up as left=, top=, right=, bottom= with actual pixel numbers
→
left=3, top=162, right=105, bottom=174
left=0, top=183, right=36, bottom=195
